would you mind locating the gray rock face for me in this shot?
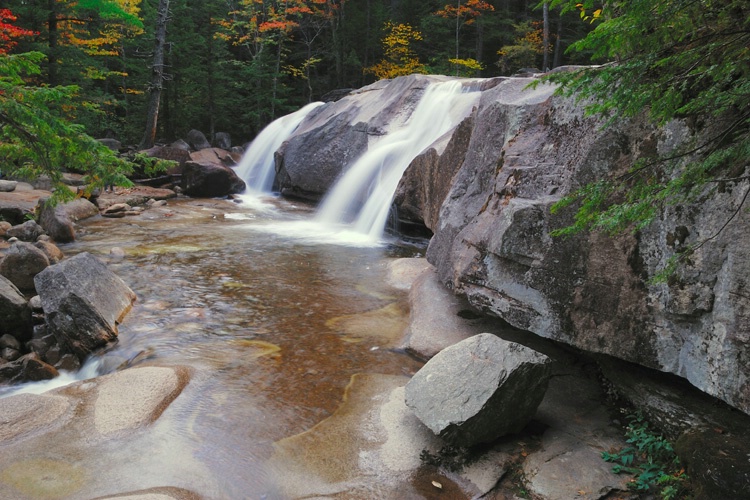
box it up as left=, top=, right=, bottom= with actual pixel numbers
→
left=275, top=74, right=454, bottom=200
left=418, top=78, right=750, bottom=415
left=34, top=252, right=136, bottom=359
left=405, top=333, right=551, bottom=447
left=6, top=220, right=45, bottom=242
left=38, top=197, right=100, bottom=243
left=181, top=161, right=246, bottom=198
left=0, top=241, right=50, bottom=292
left=0, top=275, right=31, bottom=337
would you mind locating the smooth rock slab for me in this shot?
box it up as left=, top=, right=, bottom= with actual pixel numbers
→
left=94, top=366, right=188, bottom=437
left=405, top=333, right=552, bottom=447
left=0, top=393, right=71, bottom=443
left=401, top=265, right=502, bottom=360
left=34, top=252, right=136, bottom=359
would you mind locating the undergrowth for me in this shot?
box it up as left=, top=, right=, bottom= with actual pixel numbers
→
left=603, top=412, right=689, bottom=499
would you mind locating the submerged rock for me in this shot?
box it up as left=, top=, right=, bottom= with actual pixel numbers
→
left=405, top=333, right=551, bottom=447
left=34, top=252, right=136, bottom=360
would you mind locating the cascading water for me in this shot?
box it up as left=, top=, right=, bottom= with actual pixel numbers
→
left=314, top=80, right=481, bottom=241
left=235, top=101, right=324, bottom=193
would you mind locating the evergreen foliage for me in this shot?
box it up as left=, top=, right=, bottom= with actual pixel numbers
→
left=0, top=52, right=133, bottom=201
left=543, top=0, right=750, bottom=250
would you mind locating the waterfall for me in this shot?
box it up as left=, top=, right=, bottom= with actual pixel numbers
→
left=314, top=80, right=480, bottom=240
left=235, top=101, right=324, bottom=193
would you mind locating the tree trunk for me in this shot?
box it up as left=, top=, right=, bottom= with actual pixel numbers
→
left=542, top=2, right=550, bottom=71
left=553, top=10, right=563, bottom=69
left=140, top=0, right=170, bottom=150
left=47, top=0, right=58, bottom=86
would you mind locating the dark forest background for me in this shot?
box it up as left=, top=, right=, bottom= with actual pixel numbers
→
left=1, top=0, right=593, bottom=147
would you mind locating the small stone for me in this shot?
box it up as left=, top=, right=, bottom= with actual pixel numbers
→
left=0, top=180, right=18, bottom=192
left=6, top=220, right=46, bottom=242
left=29, top=295, right=42, bottom=311
left=109, top=247, right=126, bottom=260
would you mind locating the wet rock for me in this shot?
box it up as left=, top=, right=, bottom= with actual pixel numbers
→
left=91, top=486, right=203, bottom=500
left=405, top=333, right=552, bottom=447
left=0, top=180, right=18, bottom=192
left=0, top=352, right=59, bottom=383
left=522, top=372, right=632, bottom=500
left=34, top=240, right=64, bottom=264
left=38, top=196, right=100, bottom=243
left=385, top=257, right=432, bottom=290
left=0, top=185, right=50, bottom=225
left=34, top=252, right=136, bottom=360
left=186, top=129, right=211, bottom=151
left=109, top=247, right=126, bottom=260
left=0, top=392, right=71, bottom=442
left=0, top=275, right=32, bottom=336
left=675, top=427, right=750, bottom=499
left=181, top=160, right=246, bottom=198
left=92, top=366, right=189, bottom=436
left=25, top=334, right=56, bottom=359
left=54, top=353, right=80, bottom=372
left=0, top=241, right=50, bottom=292
left=401, top=264, right=500, bottom=360
left=6, top=219, right=45, bottom=242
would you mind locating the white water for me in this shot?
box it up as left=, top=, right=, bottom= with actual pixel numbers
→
left=313, top=80, right=480, bottom=241
left=235, top=101, right=325, bottom=193
left=0, top=357, right=102, bottom=397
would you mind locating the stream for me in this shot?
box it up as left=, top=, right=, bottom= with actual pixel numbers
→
left=3, top=194, right=430, bottom=499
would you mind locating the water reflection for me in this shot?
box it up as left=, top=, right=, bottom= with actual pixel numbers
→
left=25, top=195, right=426, bottom=498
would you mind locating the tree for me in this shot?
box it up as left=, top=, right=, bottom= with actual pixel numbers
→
left=543, top=0, right=750, bottom=276
left=139, top=0, right=169, bottom=149
left=0, top=52, right=133, bottom=199
left=0, top=8, right=37, bottom=55
left=434, top=0, right=494, bottom=75
left=364, top=21, right=426, bottom=80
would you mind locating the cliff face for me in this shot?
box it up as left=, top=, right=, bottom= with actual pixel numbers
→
left=274, top=74, right=750, bottom=415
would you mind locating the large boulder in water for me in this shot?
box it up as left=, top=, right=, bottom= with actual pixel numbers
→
left=181, top=160, right=246, bottom=197
left=405, top=333, right=551, bottom=447
left=34, top=252, right=136, bottom=360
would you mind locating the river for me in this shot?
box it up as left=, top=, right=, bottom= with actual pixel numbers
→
left=2, top=194, right=432, bottom=499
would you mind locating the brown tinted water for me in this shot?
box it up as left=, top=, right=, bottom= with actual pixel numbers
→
left=7, top=196, right=429, bottom=499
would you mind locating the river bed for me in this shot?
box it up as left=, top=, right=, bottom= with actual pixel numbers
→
left=1, top=195, right=430, bottom=499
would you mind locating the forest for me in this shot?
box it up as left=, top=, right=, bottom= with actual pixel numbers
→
left=0, top=0, right=594, bottom=148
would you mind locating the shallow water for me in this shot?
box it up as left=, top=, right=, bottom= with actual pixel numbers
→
left=3, top=195, right=429, bottom=499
